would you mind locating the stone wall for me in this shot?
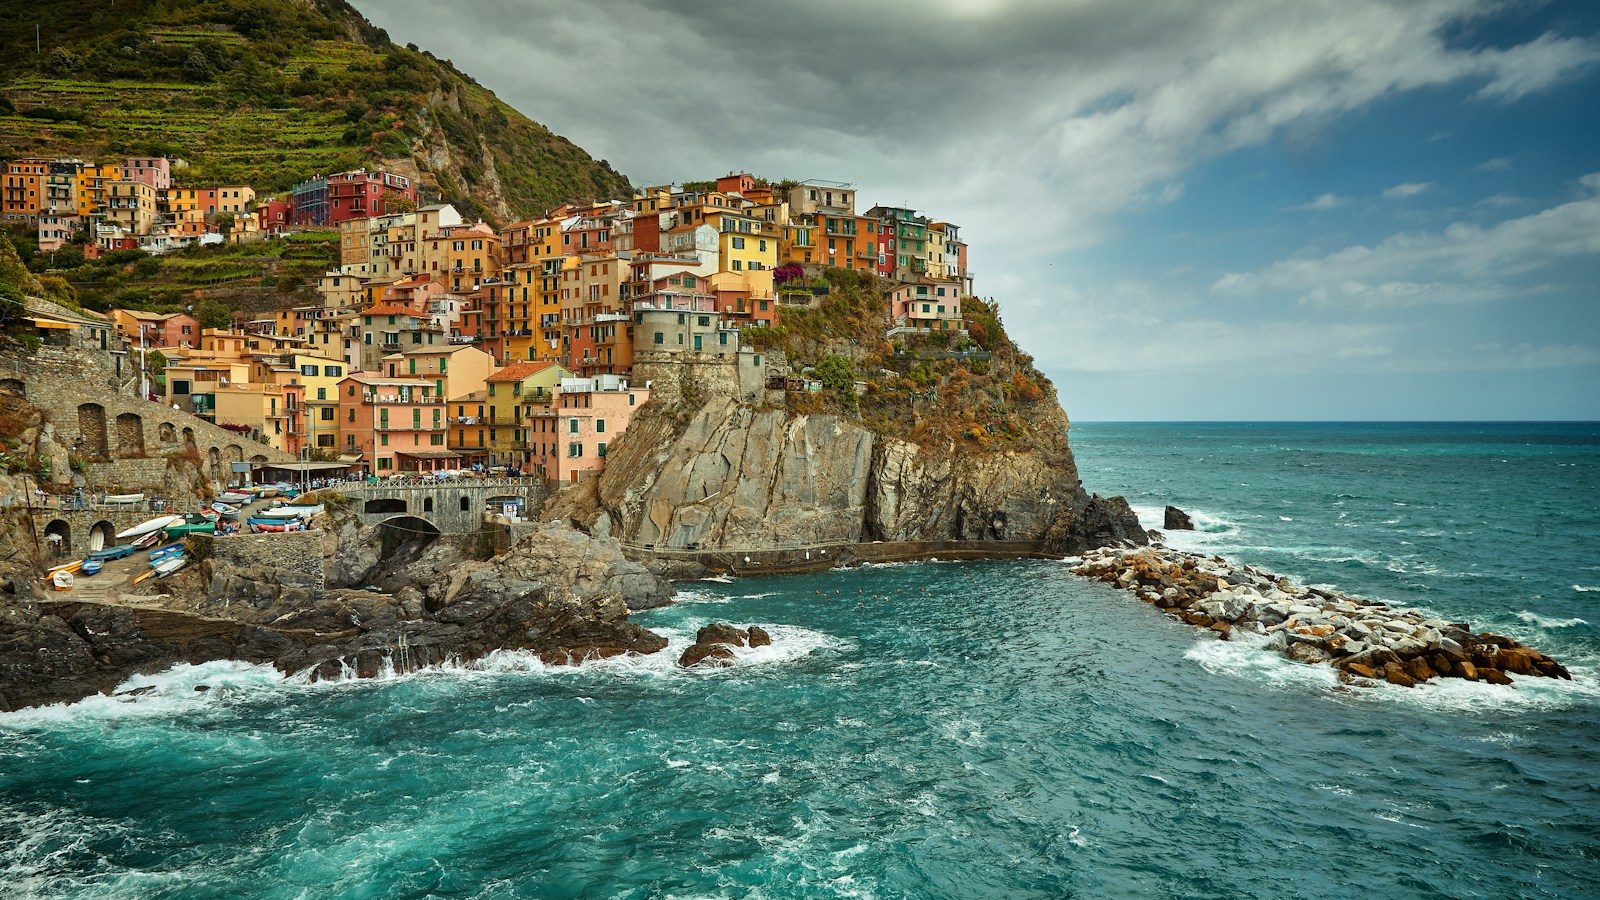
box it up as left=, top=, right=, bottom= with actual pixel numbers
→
left=195, top=529, right=327, bottom=592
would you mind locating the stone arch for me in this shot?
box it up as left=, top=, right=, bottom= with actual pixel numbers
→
left=158, top=422, right=177, bottom=445
left=422, top=496, right=434, bottom=513
left=224, top=445, right=243, bottom=463
left=43, top=519, right=71, bottom=557
left=77, top=403, right=108, bottom=461
left=377, top=515, right=440, bottom=538
left=363, top=497, right=407, bottom=515
left=88, top=520, right=115, bottom=553
left=249, top=454, right=268, bottom=464
left=207, top=446, right=221, bottom=475
left=0, top=377, right=24, bottom=397
left=183, top=428, right=198, bottom=454
left=114, top=412, right=145, bottom=458
left=459, top=495, right=471, bottom=511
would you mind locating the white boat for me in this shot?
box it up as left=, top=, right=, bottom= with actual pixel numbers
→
left=115, top=515, right=183, bottom=540
left=210, top=501, right=241, bottom=518
left=153, top=557, right=187, bottom=578
left=257, top=504, right=323, bottom=519
left=218, top=491, right=252, bottom=504
left=103, top=493, right=146, bottom=505
left=51, top=570, right=74, bottom=591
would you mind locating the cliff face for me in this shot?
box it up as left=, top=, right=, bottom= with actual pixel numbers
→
left=562, top=384, right=1143, bottom=557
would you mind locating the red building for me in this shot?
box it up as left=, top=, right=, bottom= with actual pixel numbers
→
left=326, top=170, right=416, bottom=224
left=257, top=198, right=291, bottom=234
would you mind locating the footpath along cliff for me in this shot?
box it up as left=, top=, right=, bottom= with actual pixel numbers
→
left=551, top=269, right=1144, bottom=561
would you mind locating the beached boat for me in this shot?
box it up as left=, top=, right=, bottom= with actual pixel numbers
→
left=90, top=543, right=140, bottom=562
left=211, top=501, right=241, bottom=518
left=130, top=568, right=158, bottom=586
left=257, top=504, right=323, bottom=519
left=248, top=517, right=305, bottom=533
left=153, top=557, right=187, bottom=578
left=117, top=515, right=183, bottom=540
left=47, top=558, right=84, bottom=575
left=218, top=491, right=252, bottom=504
left=161, top=515, right=216, bottom=538
left=51, top=570, right=73, bottom=591
left=147, top=542, right=186, bottom=565
left=102, top=493, right=145, bottom=505
left=80, top=558, right=103, bottom=576
left=131, top=531, right=161, bottom=549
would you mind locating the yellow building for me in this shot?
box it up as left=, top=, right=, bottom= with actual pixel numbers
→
left=380, top=344, right=495, bottom=404
left=484, top=360, right=571, bottom=468
left=251, top=351, right=348, bottom=455
left=105, top=180, right=157, bottom=235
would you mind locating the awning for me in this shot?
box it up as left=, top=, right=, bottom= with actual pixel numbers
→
left=250, top=461, right=355, bottom=473
left=394, top=450, right=462, bottom=459
left=27, top=318, right=74, bottom=330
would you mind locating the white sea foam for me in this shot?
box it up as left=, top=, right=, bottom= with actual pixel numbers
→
left=1184, top=630, right=1339, bottom=690
left=0, top=623, right=847, bottom=724
left=1573, top=584, right=1599, bottom=593
left=1516, top=611, right=1589, bottom=629
left=1131, top=504, right=1241, bottom=551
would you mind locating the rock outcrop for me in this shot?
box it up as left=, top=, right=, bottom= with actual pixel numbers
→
left=556, top=388, right=1144, bottom=557
left=1164, top=506, right=1195, bottom=530
left=1073, top=545, right=1572, bottom=687
left=678, top=622, right=772, bottom=669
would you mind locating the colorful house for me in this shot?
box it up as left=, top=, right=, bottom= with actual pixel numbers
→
left=484, top=360, right=572, bottom=469
left=528, top=375, right=649, bottom=485
left=336, top=374, right=453, bottom=473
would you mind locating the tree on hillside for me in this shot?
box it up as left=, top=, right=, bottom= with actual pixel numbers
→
left=194, top=298, right=233, bottom=330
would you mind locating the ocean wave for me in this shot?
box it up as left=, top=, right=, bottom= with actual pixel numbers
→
left=1516, top=611, right=1590, bottom=629
left=0, top=624, right=847, bottom=725
left=1574, top=585, right=1599, bottom=593
left=1183, top=631, right=1339, bottom=690
left=1130, top=504, right=1241, bottom=550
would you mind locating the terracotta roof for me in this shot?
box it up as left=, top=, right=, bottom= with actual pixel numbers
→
left=361, top=305, right=419, bottom=317
left=486, top=360, right=557, bottom=382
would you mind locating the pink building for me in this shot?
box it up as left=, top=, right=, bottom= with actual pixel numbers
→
left=110, top=309, right=200, bottom=349
left=122, top=157, right=172, bottom=190
left=337, top=374, right=455, bottom=474
left=887, top=281, right=966, bottom=337
left=529, top=375, right=648, bottom=484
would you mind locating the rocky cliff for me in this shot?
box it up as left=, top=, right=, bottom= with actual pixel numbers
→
left=564, top=392, right=1140, bottom=556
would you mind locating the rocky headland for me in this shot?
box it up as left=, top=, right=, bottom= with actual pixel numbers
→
left=0, top=515, right=672, bottom=712
left=1073, top=545, right=1571, bottom=687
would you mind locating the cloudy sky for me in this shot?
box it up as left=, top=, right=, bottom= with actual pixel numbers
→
left=363, top=0, right=1600, bottom=420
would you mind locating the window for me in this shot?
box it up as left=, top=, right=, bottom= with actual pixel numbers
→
left=732, top=259, right=743, bottom=271
left=597, top=442, right=607, bottom=458
left=569, top=418, right=579, bottom=434
left=320, top=407, right=334, bottom=421
left=628, top=393, right=636, bottom=406
left=172, top=380, right=191, bottom=395
left=698, top=316, right=710, bottom=327
left=596, top=419, right=606, bottom=434
left=325, top=365, right=340, bottom=376
left=731, top=236, right=745, bottom=249
left=654, top=332, right=664, bottom=345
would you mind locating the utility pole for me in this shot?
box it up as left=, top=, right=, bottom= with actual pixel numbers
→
left=36, top=24, right=41, bottom=55
left=137, top=327, right=149, bottom=400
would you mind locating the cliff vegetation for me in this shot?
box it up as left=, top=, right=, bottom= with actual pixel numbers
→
left=0, top=0, right=632, bottom=221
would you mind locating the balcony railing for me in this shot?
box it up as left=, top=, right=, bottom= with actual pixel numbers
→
left=362, top=393, right=445, bottom=405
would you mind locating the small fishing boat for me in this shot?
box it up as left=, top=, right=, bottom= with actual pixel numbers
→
left=147, top=542, right=186, bottom=565
left=153, top=557, right=187, bottom=579
left=211, top=501, right=241, bottom=519
left=130, top=568, right=158, bottom=586
left=257, top=504, right=323, bottom=519
left=102, top=493, right=145, bottom=505
left=248, top=517, right=304, bottom=533
left=80, top=558, right=103, bottom=576
left=117, top=515, right=183, bottom=540
left=131, top=531, right=161, bottom=549
left=218, top=491, right=252, bottom=504
left=91, top=543, right=139, bottom=562
left=51, top=570, right=74, bottom=591
left=47, top=558, right=84, bottom=576
left=161, top=514, right=216, bottom=539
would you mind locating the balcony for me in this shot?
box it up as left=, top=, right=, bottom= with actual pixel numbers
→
left=362, top=393, right=445, bottom=405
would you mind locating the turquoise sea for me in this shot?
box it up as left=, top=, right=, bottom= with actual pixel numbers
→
left=3, top=422, right=1599, bottom=898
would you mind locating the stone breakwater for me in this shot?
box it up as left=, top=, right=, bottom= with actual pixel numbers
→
left=1072, top=546, right=1571, bottom=687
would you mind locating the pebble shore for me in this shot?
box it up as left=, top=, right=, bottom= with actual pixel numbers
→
left=1072, top=545, right=1571, bottom=687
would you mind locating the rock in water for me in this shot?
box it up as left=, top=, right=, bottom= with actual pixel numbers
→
left=1164, top=506, right=1195, bottom=531
left=678, top=622, right=769, bottom=668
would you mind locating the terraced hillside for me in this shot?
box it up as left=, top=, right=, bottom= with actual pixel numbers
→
left=0, top=0, right=632, bottom=221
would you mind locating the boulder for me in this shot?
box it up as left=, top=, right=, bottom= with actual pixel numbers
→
left=1456, top=660, right=1479, bottom=681
left=1481, top=668, right=1514, bottom=686
left=678, top=642, right=736, bottom=669
left=677, top=622, right=771, bottom=668
left=1342, top=662, right=1381, bottom=680
left=1286, top=642, right=1329, bottom=665
left=1383, top=663, right=1417, bottom=688
left=1163, top=506, right=1195, bottom=530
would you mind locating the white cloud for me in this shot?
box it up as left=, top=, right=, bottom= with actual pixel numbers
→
left=1292, top=192, right=1349, bottom=211
left=1475, top=156, right=1513, bottom=172
left=1382, top=181, right=1435, bottom=199
left=1214, top=174, right=1600, bottom=308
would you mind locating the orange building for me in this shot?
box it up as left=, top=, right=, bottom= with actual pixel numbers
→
left=3, top=158, right=50, bottom=222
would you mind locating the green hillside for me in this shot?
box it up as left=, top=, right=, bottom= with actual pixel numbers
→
left=0, top=0, right=632, bottom=222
